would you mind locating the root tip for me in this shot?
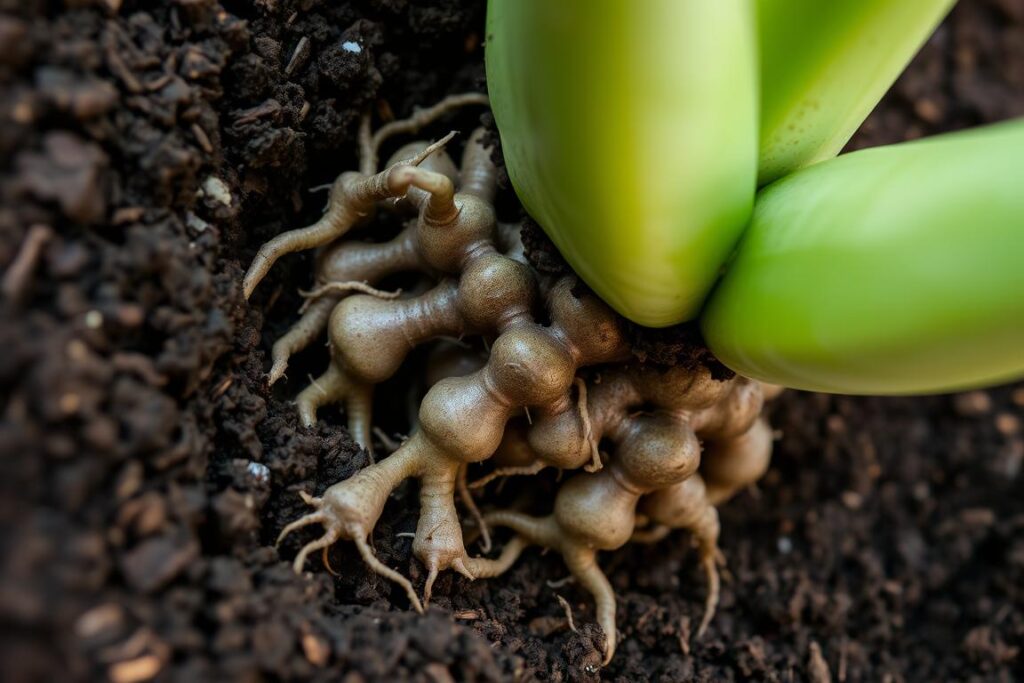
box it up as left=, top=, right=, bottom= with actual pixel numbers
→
left=268, top=361, right=287, bottom=386
left=452, top=557, right=476, bottom=581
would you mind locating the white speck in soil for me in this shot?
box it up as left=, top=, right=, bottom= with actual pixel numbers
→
left=247, top=461, right=270, bottom=482
left=201, top=176, right=232, bottom=206
left=341, top=41, right=362, bottom=54
left=777, top=536, right=793, bottom=555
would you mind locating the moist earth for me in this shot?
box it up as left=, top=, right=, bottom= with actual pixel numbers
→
left=1, top=0, right=1023, bottom=681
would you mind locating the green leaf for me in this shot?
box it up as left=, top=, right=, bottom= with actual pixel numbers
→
left=702, top=119, right=1024, bottom=395
left=758, top=0, right=956, bottom=185
left=486, top=0, right=758, bottom=326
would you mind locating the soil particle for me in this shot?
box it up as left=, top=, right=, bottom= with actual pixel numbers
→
left=2, top=1, right=1023, bottom=682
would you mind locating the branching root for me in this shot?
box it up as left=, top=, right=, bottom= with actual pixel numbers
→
left=245, top=94, right=778, bottom=666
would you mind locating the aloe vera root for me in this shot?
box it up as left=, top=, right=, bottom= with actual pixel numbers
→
left=250, top=97, right=776, bottom=665
left=474, top=368, right=769, bottom=662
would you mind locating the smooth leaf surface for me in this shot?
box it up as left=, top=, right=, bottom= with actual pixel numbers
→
left=486, top=0, right=758, bottom=326
left=702, top=119, right=1024, bottom=394
left=758, top=0, right=956, bottom=185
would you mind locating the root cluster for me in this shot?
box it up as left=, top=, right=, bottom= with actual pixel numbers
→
left=244, top=95, right=775, bottom=664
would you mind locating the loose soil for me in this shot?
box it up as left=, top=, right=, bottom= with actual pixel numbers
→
left=2, top=1, right=1023, bottom=681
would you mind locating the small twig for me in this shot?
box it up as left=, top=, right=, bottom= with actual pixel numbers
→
left=321, top=548, right=339, bottom=576
left=285, top=36, right=310, bottom=77
left=2, top=224, right=52, bottom=305
left=406, top=131, right=457, bottom=169
left=191, top=123, right=213, bottom=154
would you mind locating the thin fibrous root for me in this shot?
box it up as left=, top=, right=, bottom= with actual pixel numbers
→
left=298, top=281, right=402, bottom=313
left=268, top=296, right=336, bottom=385
left=275, top=492, right=387, bottom=591
left=276, top=511, right=325, bottom=547
left=372, top=426, right=404, bottom=454
left=354, top=535, right=424, bottom=614
left=564, top=549, right=617, bottom=666
left=361, top=93, right=489, bottom=174
left=321, top=547, right=340, bottom=576
left=556, top=595, right=578, bottom=633
left=575, top=377, right=601, bottom=472
left=292, top=527, right=341, bottom=574
left=457, top=464, right=491, bottom=552
left=423, top=567, right=440, bottom=607
left=469, top=461, right=545, bottom=490
left=695, top=553, right=720, bottom=640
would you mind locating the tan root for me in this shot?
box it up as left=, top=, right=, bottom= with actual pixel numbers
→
left=474, top=368, right=770, bottom=663
left=245, top=95, right=778, bottom=666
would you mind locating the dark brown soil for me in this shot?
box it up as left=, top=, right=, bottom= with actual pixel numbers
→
left=1, top=1, right=1022, bottom=681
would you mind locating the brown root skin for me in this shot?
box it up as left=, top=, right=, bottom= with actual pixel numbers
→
left=243, top=133, right=456, bottom=300
left=476, top=368, right=769, bottom=663
left=265, top=160, right=451, bottom=385
left=276, top=447, right=425, bottom=612
left=456, top=464, right=491, bottom=553
left=638, top=474, right=723, bottom=638
left=286, top=128, right=541, bottom=443
left=254, top=97, right=779, bottom=666
left=247, top=92, right=488, bottom=394
left=481, top=409, right=704, bottom=664
left=280, top=279, right=631, bottom=605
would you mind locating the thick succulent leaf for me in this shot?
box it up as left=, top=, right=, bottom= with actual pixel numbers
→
left=702, top=119, right=1024, bottom=395
left=486, top=0, right=758, bottom=326
left=758, top=0, right=956, bottom=185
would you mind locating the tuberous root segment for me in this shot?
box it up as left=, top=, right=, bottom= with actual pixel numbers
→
left=246, top=95, right=775, bottom=666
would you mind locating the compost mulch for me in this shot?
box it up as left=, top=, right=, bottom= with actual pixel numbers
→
left=1, top=0, right=1022, bottom=681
